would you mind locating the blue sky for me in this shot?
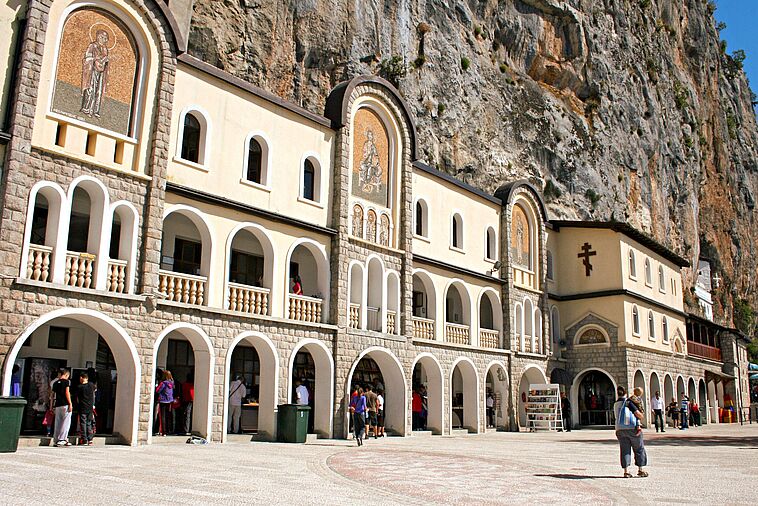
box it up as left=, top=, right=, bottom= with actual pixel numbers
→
left=714, top=1, right=757, bottom=91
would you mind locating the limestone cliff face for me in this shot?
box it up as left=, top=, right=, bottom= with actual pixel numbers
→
left=186, top=0, right=757, bottom=323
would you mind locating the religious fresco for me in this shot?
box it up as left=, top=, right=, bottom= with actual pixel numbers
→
left=352, top=204, right=364, bottom=238
left=352, top=108, right=390, bottom=207
left=51, top=8, right=138, bottom=136
left=366, top=209, right=377, bottom=242
left=510, top=205, right=531, bottom=268
left=577, top=328, right=607, bottom=345
left=379, top=213, right=390, bottom=246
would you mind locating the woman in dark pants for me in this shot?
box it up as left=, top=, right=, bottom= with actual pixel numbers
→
left=614, top=386, right=648, bottom=478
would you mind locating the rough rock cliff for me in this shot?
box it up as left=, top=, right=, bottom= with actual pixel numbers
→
left=186, top=0, right=758, bottom=324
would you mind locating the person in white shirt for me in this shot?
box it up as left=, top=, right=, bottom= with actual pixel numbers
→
left=376, top=390, right=385, bottom=437
left=295, top=379, right=310, bottom=406
left=228, top=375, right=246, bottom=434
left=486, top=391, right=495, bottom=428
left=651, top=391, right=665, bottom=432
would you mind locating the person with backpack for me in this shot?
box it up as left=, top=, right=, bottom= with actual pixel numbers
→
left=349, top=386, right=367, bottom=446
left=228, top=374, right=247, bottom=434
left=155, top=370, right=175, bottom=436
left=614, top=386, right=648, bottom=478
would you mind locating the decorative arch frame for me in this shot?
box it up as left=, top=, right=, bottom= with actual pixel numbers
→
left=414, top=198, right=429, bottom=238
left=66, top=175, right=111, bottom=287
left=443, top=278, right=472, bottom=333
left=477, top=287, right=503, bottom=338
left=385, top=270, right=401, bottom=334
left=176, top=105, right=212, bottom=167
left=514, top=301, right=524, bottom=350
left=628, top=249, right=637, bottom=279
left=570, top=367, right=618, bottom=427
left=347, top=260, right=366, bottom=329
left=449, top=357, right=481, bottom=433
left=287, top=338, right=335, bottom=438
left=484, top=360, right=509, bottom=430
left=485, top=225, right=497, bottom=261
left=573, top=324, right=611, bottom=347
left=648, top=310, right=656, bottom=340
left=107, top=199, right=140, bottom=293
left=149, top=322, right=215, bottom=443
left=162, top=203, right=215, bottom=280
left=411, top=268, right=437, bottom=324
left=631, top=305, right=641, bottom=335
left=644, top=257, right=653, bottom=286
left=19, top=181, right=67, bottom=282
left=224, top=222, right=277, bottom=314
left=410, top=353, right=444, bottom=434
left=241, top=130, right=272, bottom=188
left=365, top=254, right=386, bottom=332
left=284, top=237, right=331, bottom=317
left=450, top=210, right=464, bottom=250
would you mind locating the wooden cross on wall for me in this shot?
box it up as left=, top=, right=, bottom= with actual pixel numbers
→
left=577, top=242, right=597, bottom=276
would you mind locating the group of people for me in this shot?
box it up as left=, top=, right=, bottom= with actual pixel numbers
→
left=45, top=368, right=97, bottom=446
left=348, top=383, right=385, bottom=445
left=153, top=369, right=195, bottom=436
left=649, top=390, right=701, bottom=431
left=412, top=386, right=428, bottom=430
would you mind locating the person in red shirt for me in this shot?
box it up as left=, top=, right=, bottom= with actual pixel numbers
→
left=412, top=389, right=423, bottom=430
left=182, top=372, right=195, bottom=435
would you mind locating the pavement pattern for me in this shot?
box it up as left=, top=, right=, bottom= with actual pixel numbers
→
left=0, top=423, right=756, bottom=505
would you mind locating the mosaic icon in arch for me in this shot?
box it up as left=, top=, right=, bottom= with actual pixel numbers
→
left=352, top=108, right=390, bottom=207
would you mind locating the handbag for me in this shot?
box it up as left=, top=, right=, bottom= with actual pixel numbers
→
left=615, top=399, right=638, bottom=429
left=42, top=409, right=54, bottom=426
left=171, top=398, right=181, bottom=410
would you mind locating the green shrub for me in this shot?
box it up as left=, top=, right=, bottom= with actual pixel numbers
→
left=543, top=180, right=562, bottom=201
left=378, top=56, right=407, bottom=87
left=673, top=81, right=689, bottom=110
left=437, top=103, right=446, bottom=115
left=499, top=63, right=508, bottom=73
left=585, top=189, right=601, bottom=207
left=474, top=25, right=483, bottom=38
left=461, top=57, right=471, bottom=71
left=412, top=55, right=426, bottom=69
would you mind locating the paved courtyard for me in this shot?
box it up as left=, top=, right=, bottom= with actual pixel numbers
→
left=1, top=423, right=756, bottom=505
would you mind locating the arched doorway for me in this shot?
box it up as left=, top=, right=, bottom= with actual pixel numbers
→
left=707, top=379, right=717, bottom=423
left=150, top=324, right=214, bottom=441
left=1, top=309, right=140, bottom=445
left=225, top=223, right=275, bottom=317
left=444, top=281, right=471, bottom=344
left=366, top=257, right=384, bottom=332
left=699, top=379, right=708, bottom=424
left=676, top=376, right=686, bottom=402
left=450, top=358, right=479, bottom=433
left=288, top=339, right=334, bottom=437
left=517, top=366, right=547, bottom=428
left=411, top=354, right=443, bottom=434
left=285, top=239, right=330, bottom=323
left=347, top=348, right=406, bottom=437
left=572, top=369, right=616, bottom=427
left=633, top=370, right=646, bottom=427
left=485, top=362, right=508, bottom=430
left=478, top=289, right=502, bottom=348
left=224, top=332, right=278, bottom=441
left=412, top=270, right=436, bottom=340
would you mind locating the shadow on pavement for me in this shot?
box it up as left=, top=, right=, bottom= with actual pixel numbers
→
left=563, top=435, right=758, bottom=447
left=535, top=473, right=624, bottom=480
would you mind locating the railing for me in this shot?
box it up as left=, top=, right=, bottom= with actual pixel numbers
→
left=349, top=303, right=360, bottom=329
left=288, top=294, right=322, bottom=323
left=26, top=244, right=53, bottom=282
left=228, top=282, right=269, bottom=315
left=366, top=306, right=381, bottom=331
left=386, top=310, right=396, bottom=334
left=480, top=329, right=500, bottom=349
left=412, top=317, right=435, bottom=340
left=687, top=341, right=722, bottom=362
left=64, top=251, right=96, bottom=289
left=519, top=336, right=532, bottom=353
left=445, top=322, right=470, bottom=345
left=512, top=266, right=535, bottom=288
left=106, top=259, right=128, bottom=293
left=159, top=270, right=206, bottom=305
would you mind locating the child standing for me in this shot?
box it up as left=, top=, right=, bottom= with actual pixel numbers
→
left=628, top=387, right=645, bottom=434
left=77, top=373, right=97, bottom=445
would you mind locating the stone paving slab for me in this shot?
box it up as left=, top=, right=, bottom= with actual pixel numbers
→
left=0, top=424, right=756, bottom=505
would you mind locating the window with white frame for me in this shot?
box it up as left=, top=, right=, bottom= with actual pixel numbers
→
left=662, top=316, right=669, bottom=343
left=415, top=199, right=428, bottom=237
left=632, top=305, right=640, bottom=335
left=178, top=110, right=209, bottom=165
left=658, top=265, right=665, bottom=292
left=301, top=156, right=321, bottom=203
left=628, top=250, right=636, bottom=278
left=648, top=310, right=655, bottom=339
left=485, top=226, right=496, bottom=260
left=451, top=213, right=463, bottom=249
left=644, top=258, right=652, bottom=286
left=244, top=135, right=269, bottom=186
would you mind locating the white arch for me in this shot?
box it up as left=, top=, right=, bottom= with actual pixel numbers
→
left=1, top=308, right=140, bottom=445
left=443, top=278, right=472, bottom=330
left=176, top=105, right=212, bottom=166
left=241, top=130, right=272, bottom=187
left=366, top=255, right=386, bottom=332
left=450, top=210, right=464, bottom=249
left=523, top=297, right=534, bottom=345
left=299, top=151, right=324, bottom=204
left=66, top=175, right=111, bottom=288
left=287, top=338, right=334, bottom=438
left=348, top=260, right=365, bottom=329
left=485, top=226, right=497, bottom=260
left=484, top=360, right=509, bottom=430
left=517, top=364, right=548, bottom=428
left=19, top=181, right=67, bottom=281
left=412, top=268, right=437, bottom=325
left=573, top=323, right=611, bottom=346
left=450, top=357, right=480, bottom=433
left=478, top=287, right=502, bottom=347
left=414, top=198, right=429, bottom=237
left=162, top=204, right=215, bottom=283
left=284, top=237, right=330, bottom=318
left=223, top=331, right=280, bottom=442
left=385, top=270, right=401, bottom=334
left=149, top=323, right=215, bottom=443
left=225, top=222, right=277, bottom=313
left=410, top=353, right=444, bottom=434
left=107, top=200, right=139, bottom=293
left=570, top=367, right=618, bottom=427
left=345, top=347, right=407, bottom=437
left=514, top=302, right=524, bottom=350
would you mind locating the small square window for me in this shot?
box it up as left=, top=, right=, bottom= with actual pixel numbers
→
left=48, top=327, right=69, bottom=350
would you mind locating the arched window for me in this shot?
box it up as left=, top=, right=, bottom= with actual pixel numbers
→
left=648, top=311, right=656, bottom=339
left=301, top=157, right=321, bottom=202
left=246, top=138, right=263, bottom=184
left=632, top=306, right=640, bottom=335
left=628, top=250, right=637, bottom=278
left=415, top=200, right=428, bottom=237
left=550, top=306, right=560, bottom=344
left=180, top=113, right=202, bottom=163
left=644, top=258, right=652, bottom=285
left=658, top=265, right=665, bottom=292
left=662, top=316, right=669, bottom=343
left=451, top=213, right=463, bottom=249
left=486, top=227, right=496, bottom=260
left=546, top=251, right=554, bottom=280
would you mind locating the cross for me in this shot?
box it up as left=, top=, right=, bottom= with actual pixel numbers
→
left=712, top=273, right=721, bottom=289
left=577, top=242, right=597, bottom=276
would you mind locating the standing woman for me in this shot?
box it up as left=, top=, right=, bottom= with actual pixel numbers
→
left=156, top=370, right=175, bottom=436
left=350, top=387, right=367, bottom=446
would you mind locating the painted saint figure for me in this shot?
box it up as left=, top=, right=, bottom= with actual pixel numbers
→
left=80, top=29, right=110, bottom=118
left=359, top=129, right=383, bottom=193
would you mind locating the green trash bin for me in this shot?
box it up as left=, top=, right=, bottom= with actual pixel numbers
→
left=277, top=404, right=311, bottom=443
left=0, top=397, right=26, bottom=453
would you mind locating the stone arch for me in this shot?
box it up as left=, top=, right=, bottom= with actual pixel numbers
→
left=573, top=325, right=611, bottom=346
left=517, top=365, right=548, bottom=428
left=484, top=360, right=509, bottom=430
left=410, top=353, right=444, bottom=434
left=571, top=367, right=618, bottom=427
left=1, top=308, right=141, bottom=445
left=664, top=374, right=675, bottom=405
left=20, top=181, right=67, bottom=282
left=633, top=369, right=647, bottom=426
left=698, top=379, right=708, bottom=422
left=346, top=347, right=407, bottom=436
left=676, top=375, right=686, bottom=401
left=650, top=371, right=662, bottom=403
left=287, top=338, right=334, bottom=438
left=224, top=331, right=279, bottom=441
left=565, top=312, right=619, bottom=348
left=688, top=377, right=697, bottom=402
left=450, top=357, right=480, bottom=433
left=149, top=323, right=214, bottom=443
left=224, top=222, right=277, bottom=314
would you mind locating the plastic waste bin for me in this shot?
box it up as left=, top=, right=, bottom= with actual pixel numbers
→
left=277, top=404, right=311, bottom=443
left=0, top=397, right=27, bottom=453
